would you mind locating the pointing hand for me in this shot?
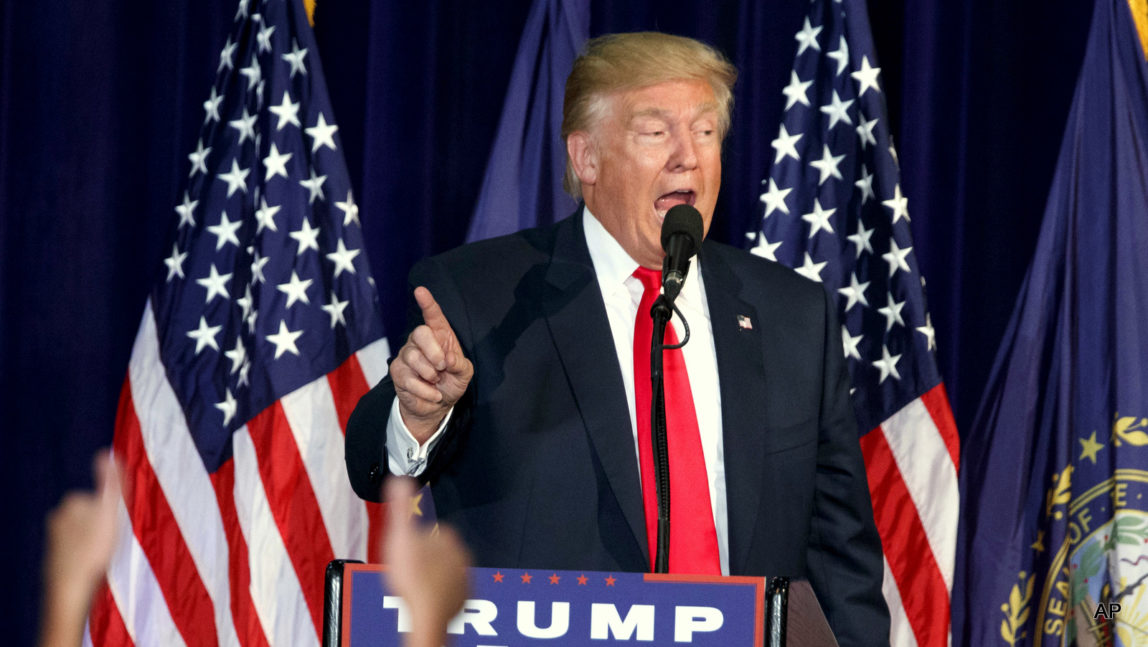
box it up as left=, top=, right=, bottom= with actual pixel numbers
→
left=391, top=287, right=474, bottom=443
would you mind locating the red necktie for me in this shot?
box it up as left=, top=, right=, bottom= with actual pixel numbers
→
left=632, top=267, right=721, bottom=574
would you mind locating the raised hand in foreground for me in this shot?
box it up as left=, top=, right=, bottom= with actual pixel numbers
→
left=40, top=450, right=121, bottom=647
left=383, top=477, right=471, bottom=647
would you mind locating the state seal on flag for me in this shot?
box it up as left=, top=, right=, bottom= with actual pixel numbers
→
left=999, top=414, right=1148, bottom=646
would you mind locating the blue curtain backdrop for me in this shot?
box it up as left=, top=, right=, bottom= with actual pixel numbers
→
left=0, top=0, right=1095, bottom=643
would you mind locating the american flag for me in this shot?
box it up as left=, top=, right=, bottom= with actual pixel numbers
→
left=748, top=0, right=960, bottom=644
left=87, top=0, right=391, bottom=644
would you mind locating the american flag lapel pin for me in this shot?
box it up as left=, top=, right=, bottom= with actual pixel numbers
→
left=737, top=314, right=753, bottom=331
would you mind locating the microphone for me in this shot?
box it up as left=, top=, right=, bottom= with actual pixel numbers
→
left=660, top=205, right=704, bottom=304
left=649, top=204, right=703, bottom=573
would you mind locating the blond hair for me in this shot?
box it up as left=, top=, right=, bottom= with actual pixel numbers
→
left=561, top=32, right=738, bottom=200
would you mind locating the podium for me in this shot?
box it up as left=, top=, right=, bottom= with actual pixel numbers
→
left=323, top=560, right=838, bottom=646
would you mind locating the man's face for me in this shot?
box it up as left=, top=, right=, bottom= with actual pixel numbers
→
left=574, top=79, right=722, bottom=268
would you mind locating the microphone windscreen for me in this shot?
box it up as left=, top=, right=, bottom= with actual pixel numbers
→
left=660, top=204, right=704, bottom=256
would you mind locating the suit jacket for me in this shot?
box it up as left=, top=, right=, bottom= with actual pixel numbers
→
left=345, top=213, right=890, bottom=644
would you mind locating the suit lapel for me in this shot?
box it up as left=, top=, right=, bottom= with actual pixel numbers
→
left=540, top=214, right=649, bottom=566
left=700, top=244, right=769, bottom=574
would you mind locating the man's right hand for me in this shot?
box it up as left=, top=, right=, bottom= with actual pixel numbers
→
left=391, top=286, right=474, bottom=444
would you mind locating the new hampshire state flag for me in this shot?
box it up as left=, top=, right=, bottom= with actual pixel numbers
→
left=953, top=0, right=1148, bottom=645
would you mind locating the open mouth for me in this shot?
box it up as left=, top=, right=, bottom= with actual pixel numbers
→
left=654, top=189, right=696, bottom=216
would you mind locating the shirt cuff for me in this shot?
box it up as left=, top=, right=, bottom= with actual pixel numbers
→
left=385, top=398, right=452, bottom=477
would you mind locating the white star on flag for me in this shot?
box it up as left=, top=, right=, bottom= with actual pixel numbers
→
left=882, top=183, right=910, bottom=223
left=801, top=198, right=836, bottom=238
left=249, top=250, right=270, bottom=284
left=820, top=90, right=854, bottom=129
left=809, top=144, right=845, bottom=185
left=290, top=217, right=321, bottom=254
left=196, top=264, right=233, bottom=304
left=917, top=313, right=937, bottom=351
left=207, top=211, right=243, bottom=250
left=239, top=58, right=262, bottom=91
left=771, top=124, right=803, bottom=163
left=794, top=18, right=822, bottom=55
left=266, top=320, right=303, bottom=359
left=759, top=179, right=792, bottom=217
left=842, top=326, right=863, bottom=361
left=827, top=36, right=850, bottom=75
left=748, top=232, right=782, bottom=261
left=326, top=239, right=361, bottom=277
left=846, top=219, right=875, bottom=258
left=254, top=198, right=281, bottom=233
left=851, top=56, right=882, bottom=96
left=882, top=239, right=913, bottom=277
left=217, top=38, right=236, bottom=73
left=186, top=316, right=222, bottom=355
left=218, top=160, right=250, bottom=197
left=856, top=117, right=878, bottom=149
left=230, top=108, right=258, bottom=144
left=335, top=191, right=360, bottom=226
left=837, top=273, right=870, bottom=312
left=188, top=140, right=211, bottom=176
left=263, top=143, right=292, bottom=180
left=276, top=271, right=313, bottom=308
left=235, top=285, right=253, bottom=323
left=877, top=292, right=906, bottom=331
left=256, top=24, right=276, bottom=54
left=281, top=40, right=308, bottom=77
left=854, top=165, right=875, bottom=204
left=269, top=92, right=301, bottom=131
left=175, top=192, right=198, bottom=228
left=871, top=345, right=902, bottom=383
left=782, top=71, right=813, bottom=110
left=322, top=292, right=350, bottom=328
left=305, top=113, right=339, bottom=152
left=203, top=87, right=224, bottom=124
left=300, top=169, right=327, bottom=204
left=164, top=244, right=187, bottom=281
left=215, top=388, right=238, bottom=425
left=224, top=337, right=246, bottom=374
left=795, top=252, right=827, bottom=282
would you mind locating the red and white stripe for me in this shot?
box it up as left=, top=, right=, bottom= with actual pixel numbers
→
left=89, top=300, right=389, bottom=646
left=860, top=384, right=960, bottom=647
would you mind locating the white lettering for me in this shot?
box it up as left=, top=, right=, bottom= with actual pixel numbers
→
left=674, top=606, right=723, bottom=642
left=382, top=596, right=412, bottom=632
left=590, top=603, right=656, bottom=641
left=517, top=601, right=571, bottom=638
left=447, top=599, right=499, bottom=636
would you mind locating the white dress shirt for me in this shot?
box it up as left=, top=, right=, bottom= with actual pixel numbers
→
left=386, top=207, right=730, bottom=574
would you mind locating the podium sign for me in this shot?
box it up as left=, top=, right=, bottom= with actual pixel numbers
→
left=339, top=564, right=765, bottom=646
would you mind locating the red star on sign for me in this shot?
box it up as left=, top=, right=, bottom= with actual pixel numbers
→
left=492, top=571, right=504, bottom=583
left=605, top=575, right=616, bottom=587
left=521, top=572, right=533, bottom=584
left=577, top=574, right=588, bottom=586
left=548, top=574, right=560, bottom=585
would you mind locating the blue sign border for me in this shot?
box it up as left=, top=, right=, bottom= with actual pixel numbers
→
left=342, top=564, right=765, bottom=646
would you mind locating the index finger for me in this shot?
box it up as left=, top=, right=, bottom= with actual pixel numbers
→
left=384, top=477, right=418, bottom=523
left=413, top=287, right=452, bottom=335
left=383, top=477, right=418, bottom=557
left=94, top=450, right=122, bottom=511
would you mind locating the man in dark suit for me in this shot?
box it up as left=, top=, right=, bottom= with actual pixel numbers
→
left=346, top=32, right=889, bottom=644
